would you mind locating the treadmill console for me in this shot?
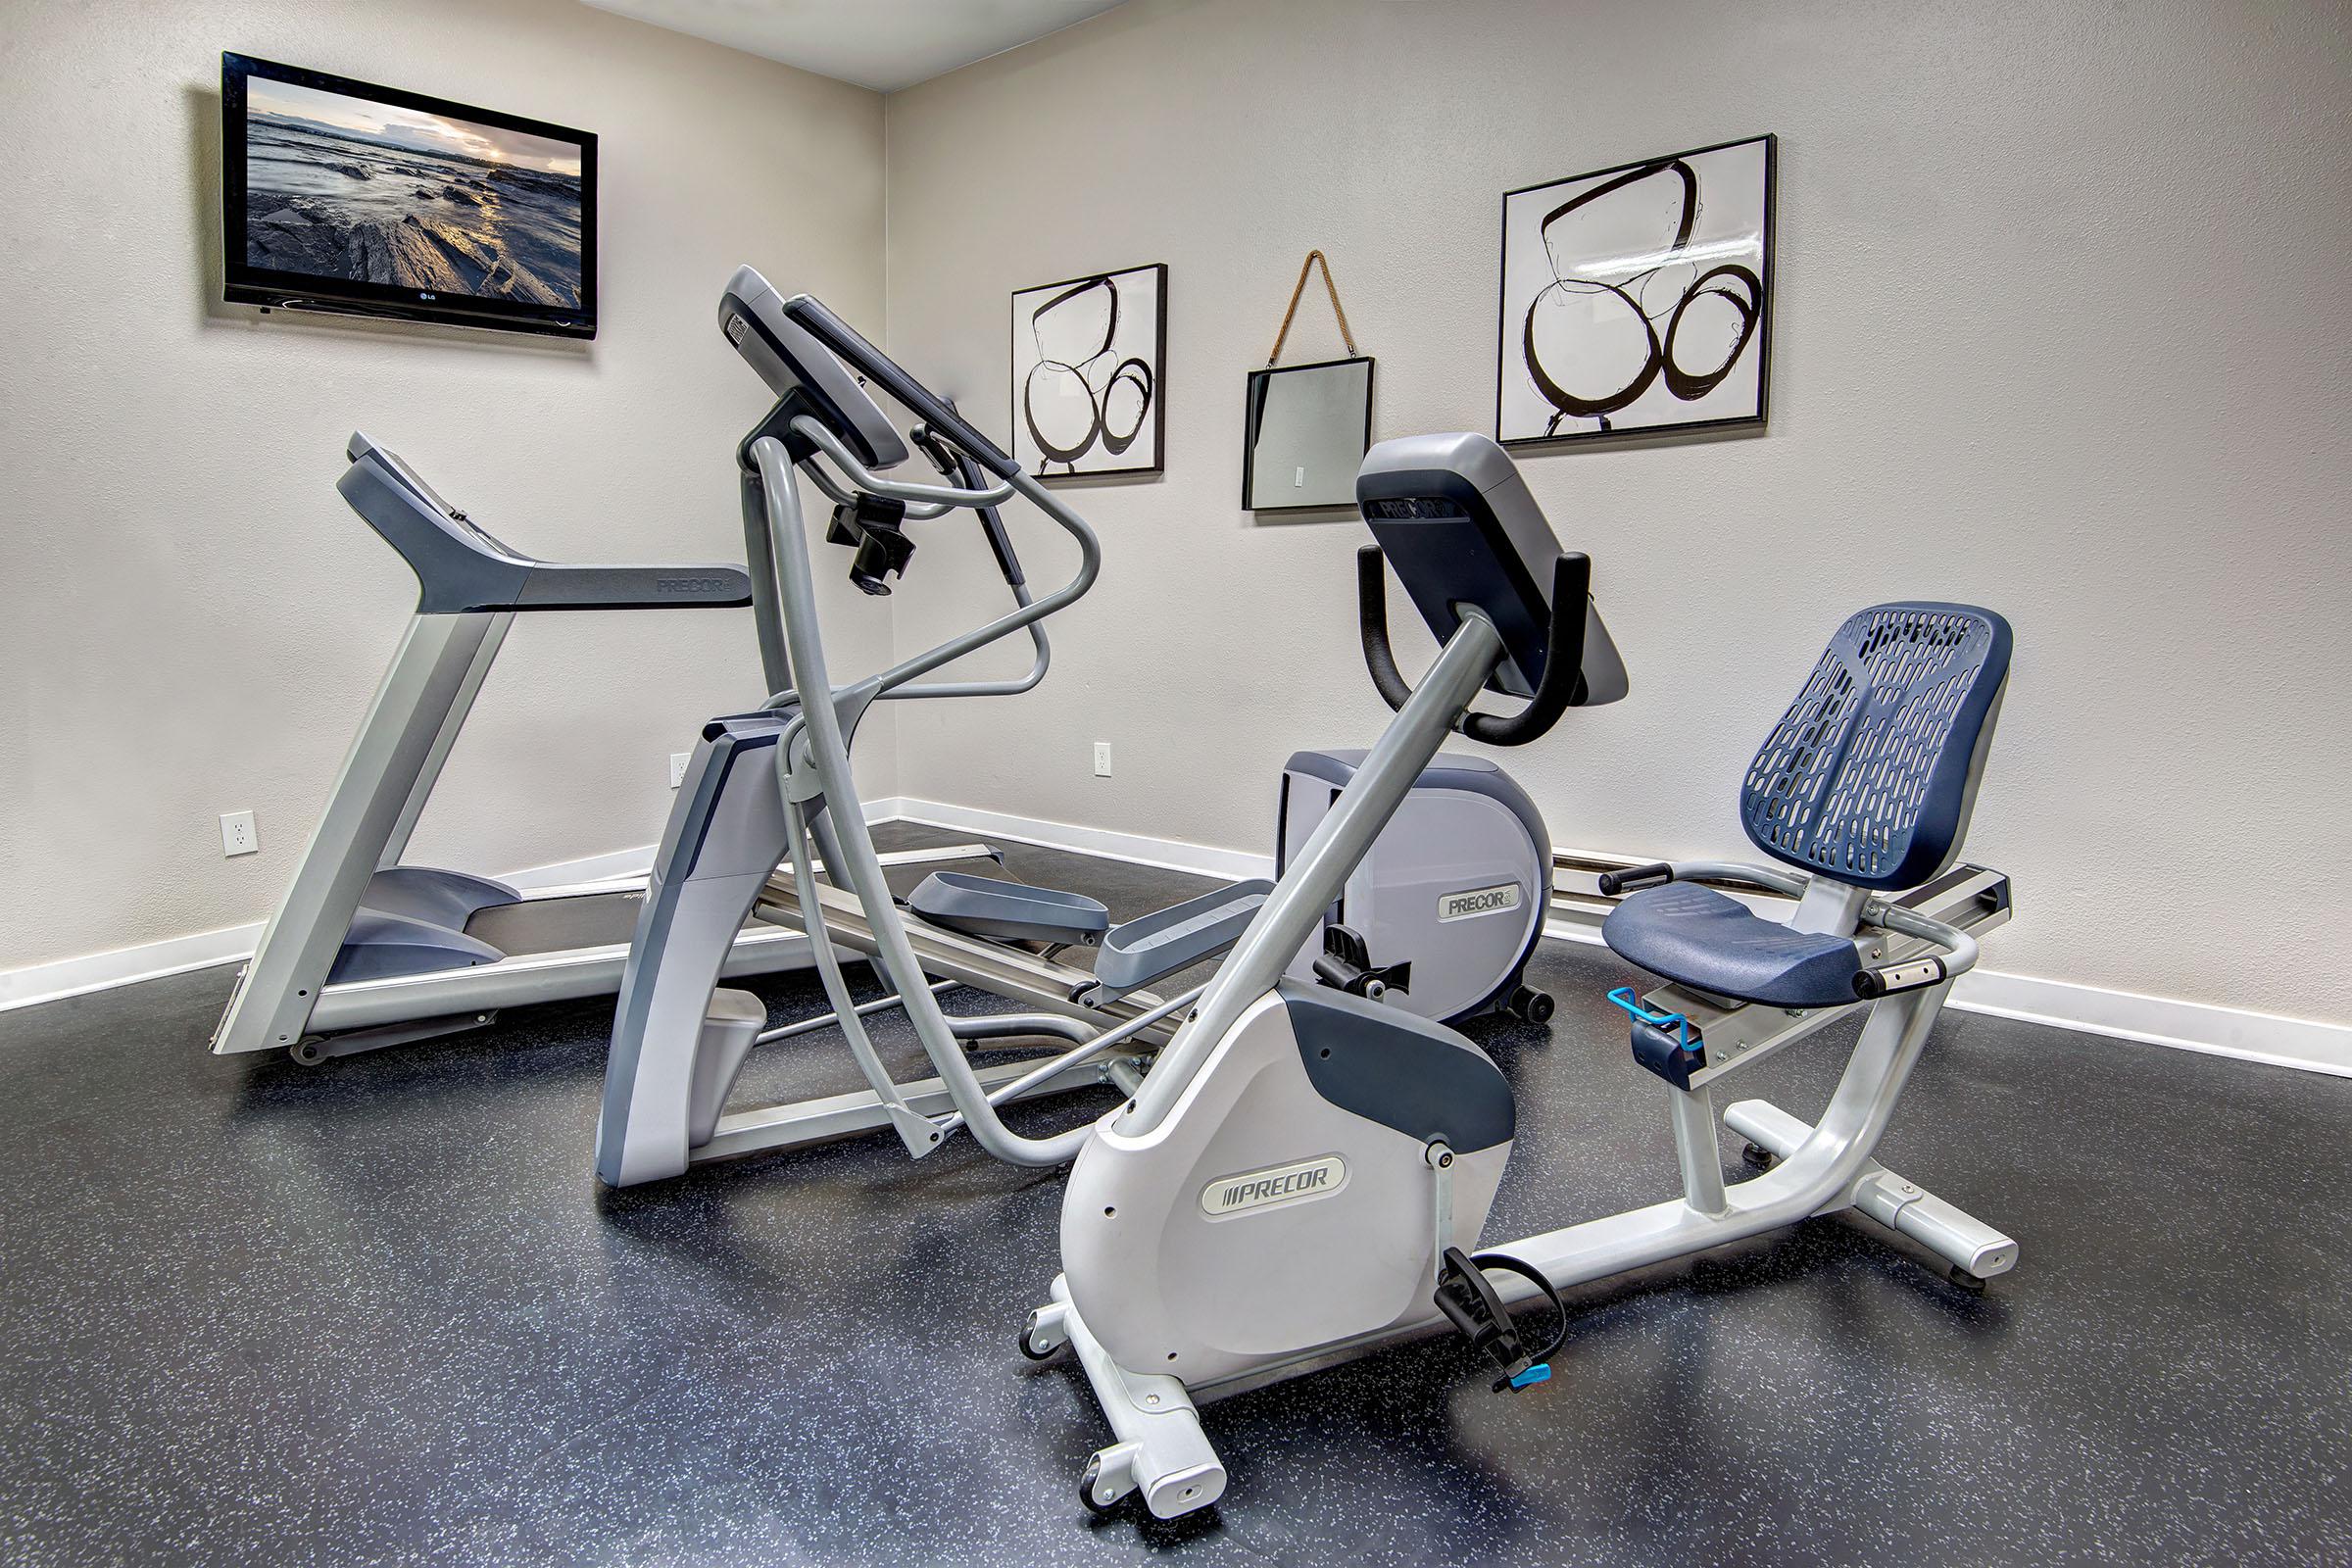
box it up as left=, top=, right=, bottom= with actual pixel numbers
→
left=719, top=266, right=908, bottom=469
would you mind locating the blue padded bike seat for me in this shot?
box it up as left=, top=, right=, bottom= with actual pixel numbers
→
left=1602, top=883, right=1861, bottom=1007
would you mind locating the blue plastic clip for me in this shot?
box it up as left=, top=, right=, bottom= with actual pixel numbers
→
left=1605, top=985, right=1694, bottom=1048
left=1509, top=1363, right=1552, bottom=1390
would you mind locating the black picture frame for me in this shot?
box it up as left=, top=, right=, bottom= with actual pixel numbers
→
left=1009, top=263, right=1167, bottom=481
left=1241, top=355, right=1376, bottom=513
left=220, top=52, right=599, bottom=340
left=1494, top=132, right=1775, bottom=449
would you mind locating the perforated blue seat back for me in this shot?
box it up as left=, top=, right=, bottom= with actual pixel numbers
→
left=1740, top=603, right=2012, bottom=891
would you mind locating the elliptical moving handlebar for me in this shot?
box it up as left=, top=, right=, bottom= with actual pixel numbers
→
left=915, top=422, right=1027, bottom=589
left=796, top=416, right=1014, bottom=510
left=718, top=274, right=1114, bottom=1167
left=780, top=293, right=1019, bottom=479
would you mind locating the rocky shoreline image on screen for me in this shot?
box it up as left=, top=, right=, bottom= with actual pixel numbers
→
left=243, top=76, right=583, bottom=310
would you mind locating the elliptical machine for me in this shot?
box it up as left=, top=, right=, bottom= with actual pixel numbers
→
left=1020, top=433, right=2018, bottom=1520
left=594, top=272, right=1560, bottom=1187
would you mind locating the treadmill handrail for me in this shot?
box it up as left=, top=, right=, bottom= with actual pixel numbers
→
left=339, top=435, right=753, bottom=614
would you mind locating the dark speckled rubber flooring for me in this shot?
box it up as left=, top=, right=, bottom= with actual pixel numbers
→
left=0, top=822, right=2345, bottom=1566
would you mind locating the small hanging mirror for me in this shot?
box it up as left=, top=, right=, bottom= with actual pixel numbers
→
left=1244, top=251, right=1374, bottom=513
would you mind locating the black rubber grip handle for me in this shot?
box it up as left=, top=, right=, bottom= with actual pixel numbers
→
left=910, top=423, right=958, bottom=477
left=1357, top=546, right=1418, bottom=713
left=1596, top=862, right=1673, bottom=897
left=966, top=476, right=1025, bottom=589
left=1461, top=552, right=1591, bottom=748
left=781, top=295, right=1017, bottom=478
left=1359, top=547, right=1593, bottom=748
left=1852, top=956, right=1950, bottom=1000
left=1311, top=952, right=1361, bottom=990
left=917, top=421, right=1026, bottom=589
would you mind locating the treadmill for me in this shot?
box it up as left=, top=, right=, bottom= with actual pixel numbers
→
left=210, top=434, right=982, bottom=1063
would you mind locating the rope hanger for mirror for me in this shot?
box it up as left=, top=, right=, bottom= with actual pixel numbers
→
left=1267, top=250, right=1360, bottom=366
left=1246, top=252, right=1375, bottom=513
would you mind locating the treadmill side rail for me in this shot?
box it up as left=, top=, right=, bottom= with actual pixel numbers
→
left=212, top=612, right=510, bottom=1055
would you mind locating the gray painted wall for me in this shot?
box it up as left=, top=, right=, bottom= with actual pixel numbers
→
left=0, top=0, right=892, bottom=973
left=879, top=0, right=2352, bottom=1023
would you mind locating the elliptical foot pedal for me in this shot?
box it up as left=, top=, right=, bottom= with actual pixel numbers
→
left=686, top=989, right=768, bottom=1147
left=1432, top=1245, right=1568, bottom=1394
left=906, top=871, right=1109, bottom=946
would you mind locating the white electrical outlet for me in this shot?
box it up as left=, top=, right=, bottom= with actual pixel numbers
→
left=1093, top=741, right=1112, bottom=777
left=669, top=752, right=693, bottom=789
left=220, top=809, right=258, bottom=858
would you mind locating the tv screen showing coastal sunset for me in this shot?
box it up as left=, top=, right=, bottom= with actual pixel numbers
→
left=242, top=76, right=585, bottom=309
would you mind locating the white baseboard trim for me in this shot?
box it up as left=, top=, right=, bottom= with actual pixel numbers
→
left=883, top=796, right=1275, bottom=883
left=889, top=799, right=2352, bottom=1081
left=0, top=921, right=273, bottom=1018
left=1942, top=970, right=2352, bottom=1078
left=0, top=795, right=941, bottom=1017
left=12, top=801, right=2352, bottom=1082
left=0, top=841, right=670, bottom=1017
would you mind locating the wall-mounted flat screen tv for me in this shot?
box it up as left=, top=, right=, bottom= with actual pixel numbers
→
left=221, top=53, right=597, bottom=338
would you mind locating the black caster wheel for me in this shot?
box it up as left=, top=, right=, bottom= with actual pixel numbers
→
left=1018, top=1314, right=1059, bottom=1362
left=1508, top=986, right=1555, bottom=1025
left=1740, top=1141, right=1774, bottom=1168
left=1948, top=1268, right=1989, bottom=1296
left=288, top=1040, right=327, bottom=1067
left=1078, top=1458, right=1125, bottom=1518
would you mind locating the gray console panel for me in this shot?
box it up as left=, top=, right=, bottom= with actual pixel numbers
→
left=906, top=872, right=1110, bottom=946
left=340, top=433, right=755, bottom=614
left=1093, top=880, right=1275, bottom=995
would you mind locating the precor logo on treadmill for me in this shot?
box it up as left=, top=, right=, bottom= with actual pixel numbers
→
left=1199, top=1154, right=1348, bottom=1217
left=1438, top=882, right=1522, bottom=922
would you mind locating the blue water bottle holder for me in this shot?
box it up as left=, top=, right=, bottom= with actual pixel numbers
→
left=1606, top=985, right=1708, bottom=1091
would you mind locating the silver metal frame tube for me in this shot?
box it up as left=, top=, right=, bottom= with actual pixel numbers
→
left=1118, top=618, right=1505, bottom=1136
left=790, top=416, right=1091, bottom=699
left=797, top=417, right=1016, bottom=508
left=212, top=611, right=508, bottom=1055
left=1873, top=901, right=1982, bottom=975
left=938, top=984, right=1205, bottom=1135
left=1663, top=859, right=1810, bottom=899
left=781, top=793, right=927, bottom=1143
left=750, top=434, right=1102, bottom=1166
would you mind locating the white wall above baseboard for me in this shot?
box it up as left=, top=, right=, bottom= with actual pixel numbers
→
left=0, top=921, right=272, bottom=1019
left=10, top=800, right=2350, bottom=1084
left=2, top=8, right=891, bottom=995
left=885, top=800, right=2352, bottom=1082
left=881, top=0, right=2352, bottom=1044
left=0, top=798, right=946, bottom=1018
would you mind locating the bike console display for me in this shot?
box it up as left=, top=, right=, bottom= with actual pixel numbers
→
left=1354, top=433, right=1627, bottom=706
